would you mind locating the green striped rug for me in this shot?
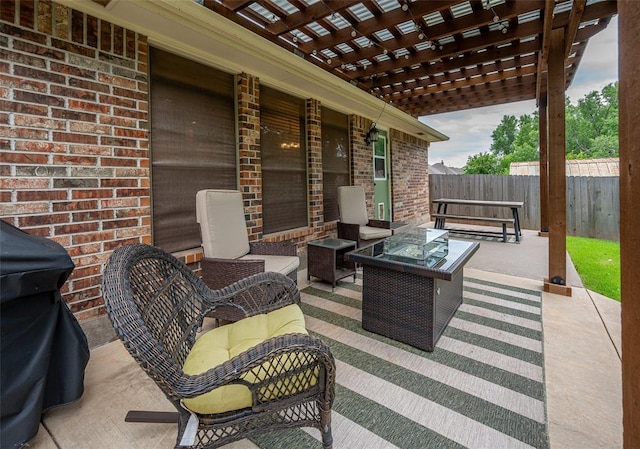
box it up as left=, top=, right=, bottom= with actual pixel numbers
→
left=251, top=275, right=548, bottom=449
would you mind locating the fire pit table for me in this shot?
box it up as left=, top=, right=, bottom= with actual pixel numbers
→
left=346, top=228, right=479, bottom=351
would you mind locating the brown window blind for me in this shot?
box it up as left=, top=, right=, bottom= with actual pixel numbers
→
left=260, top=86, right=308, bottom=234
left=321, top=107, right=350, bottom=222
left=150, top=47, right=237, bottom=253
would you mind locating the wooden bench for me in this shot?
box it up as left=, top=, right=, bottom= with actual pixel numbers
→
left=431, top=213, right=516, bottom=243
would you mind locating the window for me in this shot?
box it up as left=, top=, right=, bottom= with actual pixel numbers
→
left=150, top=47, right=237, bottom=253
left=374, top=135, right=387, bottom=180
left=260, top=86, right=308, bottom=234
left=321, top=107, right=350, bottom=222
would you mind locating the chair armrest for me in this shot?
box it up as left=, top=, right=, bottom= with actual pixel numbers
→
left=336, top=221, right=360, bottom=243
left=249, top=241, right=298, bottom=257
left=367, top=219, right=392, bottom=229
left=173, top=333, right=335, bottom=409
left=204, top=271, right=300, bottom=320
left=200, top=257, right=265, bottom=291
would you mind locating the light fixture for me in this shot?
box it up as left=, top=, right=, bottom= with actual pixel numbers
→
left=365, top=123, right=379, bottom=146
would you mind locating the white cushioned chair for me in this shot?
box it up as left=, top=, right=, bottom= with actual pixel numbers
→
left=196, top=189, right=300, bottom=290
left=336, top=185, right=393, bottom=247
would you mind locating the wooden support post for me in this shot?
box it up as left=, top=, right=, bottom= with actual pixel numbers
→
left=544, top=27, right=571, bottom=296
left=538, top=94, right=549, bottom=235
left=619, top=3, right=640, bottom=448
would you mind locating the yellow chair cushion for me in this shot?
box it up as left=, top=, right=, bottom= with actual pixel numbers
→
left=182, top=304, right=310, bottom=414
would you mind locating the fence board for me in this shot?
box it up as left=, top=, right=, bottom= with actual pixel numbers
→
left=428, top=174, right=619, bottom=241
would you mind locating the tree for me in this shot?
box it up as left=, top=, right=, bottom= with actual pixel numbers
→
left=463, top=152, right=502, bottom=174
left=566, top=82, right=618, bottom=158
left=462, top=82, right=618, bottom=174
left=490, top=115, right=518, bottom=157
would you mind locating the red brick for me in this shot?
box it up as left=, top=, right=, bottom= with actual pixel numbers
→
left=72, top=210, right=114, bottom=222
left=53, top=199, right=99, bottom=212
left=0, top=177, right=49, bottom=189
left=99, top=136, right=138, bottom=147
left=1, top=1, right=16, bottom=23
left=71, top=9, right=83, bottom=44
left=50, top=85, right=97, bottom=101
left=0, top=151, right=48, bottom=164
left=86, top=15, right=98, bottom=48
left=72, top=230, right=115, bottom=244
left=98, top=94, right=135, bottom=108
left=101, top=157, right=137, bottom=167
left=68, top=77, right=110, bottom=93
left=14, top=89, right=65, bottom=106
left=37, top=0, right=53, bottom=35
left=14, top=65, right=65, bottom=84
left=17, top=190, right=67, bottom=201
left=68, top=144, right=110, bottom=156
left=15, top=140, right=67, bottom=153
left=98, top=115, right=135, bottom=127
left=68, top=189, right=113, bottom=200
left=113, top=107, right=146, bottom=119
left=112, top=86, right=146, bottom=100
left=18, top=213, right=70, bottom=227
left=50, top=38, right=95, bottom=57
left=0, top=23, right=46, bottom=44
left=14, top=114, right=66, bottom=130
left=68, top=99, right=110, bottom=113
left=51, top=108, right=97, bottom=122
left=13, top=40, right=65, bottom=60
left=55, top=221, right=99, bottom=235
left=114, top=147, right=147, bottom=158
left=19, top=0, right=35, bottom=29
left=0, top=74, right=47, bottom=92
left=52, top=132, right=98, bottom=144
left=52, top=154, right=98, bottom=166
left=50, top=61, right=96, bottom=79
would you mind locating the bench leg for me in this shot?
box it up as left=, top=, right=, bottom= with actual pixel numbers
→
left=502, top=223, right=507, bottom=243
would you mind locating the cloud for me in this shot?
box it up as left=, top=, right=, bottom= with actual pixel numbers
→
left=421, top=16, right=619, bottom=169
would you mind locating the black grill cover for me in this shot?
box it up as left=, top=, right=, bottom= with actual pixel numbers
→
left=1, top=221, right=90, bottom=448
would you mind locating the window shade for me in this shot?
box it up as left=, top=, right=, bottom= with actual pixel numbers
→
left=260, top=86, right=308, bottom=234
left=150, top=47, right=237, bottom=253
left=321, top=107, right=350, bottom=222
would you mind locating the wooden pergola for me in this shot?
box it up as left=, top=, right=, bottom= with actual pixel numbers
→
left=91, top=0, right=638, bottom=447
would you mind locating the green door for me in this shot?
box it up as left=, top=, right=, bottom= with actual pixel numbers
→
left=373, top=132, right=390, bottom=220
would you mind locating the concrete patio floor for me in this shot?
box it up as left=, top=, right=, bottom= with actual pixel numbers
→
left=30, top=228, right=622, bottom=449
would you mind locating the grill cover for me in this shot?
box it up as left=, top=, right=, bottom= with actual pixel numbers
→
left=1, top=221, right=90, bottom=448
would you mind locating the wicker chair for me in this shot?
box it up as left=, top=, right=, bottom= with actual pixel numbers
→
left=102, top=244, right=335, bottom=449
left=337, top=185, right=393, bottom=247
left=196, top=189, right=300, bottom=290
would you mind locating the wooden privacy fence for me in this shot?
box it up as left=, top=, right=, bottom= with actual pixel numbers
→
left=429, top=174, right=620, bottom=241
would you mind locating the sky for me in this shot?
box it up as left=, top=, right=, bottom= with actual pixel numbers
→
left=420, top=16, right=619, bottom=168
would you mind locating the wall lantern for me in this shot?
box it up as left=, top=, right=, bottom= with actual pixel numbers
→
left=365, top=124, right=379, bottom=146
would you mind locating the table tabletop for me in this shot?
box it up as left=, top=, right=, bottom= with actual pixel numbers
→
left=432, top=198, right=523, bottom=208
left=347, top=238, right=479, bottom=281
left=308, top=237, right=356, bottom=250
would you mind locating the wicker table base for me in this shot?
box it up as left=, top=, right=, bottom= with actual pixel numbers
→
left=361, top=266, right=463, bottom=351
left=347, top=238, right=479, bottom=352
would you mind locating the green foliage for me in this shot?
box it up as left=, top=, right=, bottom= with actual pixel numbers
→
left=490, top=115, right=517, bottom=157
left=463, top=152, right=502, bottom=174
left=566, top=82, right=619, bottom=158
left=463, top=82, right=618, bottom=174
left=566, top=236, right=620, bottom=301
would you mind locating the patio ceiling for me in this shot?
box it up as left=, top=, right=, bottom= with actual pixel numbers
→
left=192, top=0, right=616, bottom=117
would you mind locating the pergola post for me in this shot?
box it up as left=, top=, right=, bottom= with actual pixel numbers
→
left=544, top=27, right=571, bottom=296
left=619, top=3, right=640, bottom=448
left=538, top=94, right=549, bottom=235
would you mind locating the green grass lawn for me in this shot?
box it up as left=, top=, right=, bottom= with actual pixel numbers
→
left=566, top=236, right=621, bottom=301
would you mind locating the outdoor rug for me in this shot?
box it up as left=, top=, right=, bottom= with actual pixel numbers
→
left=251, top=274, right=548, bottom=449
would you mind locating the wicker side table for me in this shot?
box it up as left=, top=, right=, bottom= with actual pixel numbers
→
left=307, top=238, right=357, bottom=291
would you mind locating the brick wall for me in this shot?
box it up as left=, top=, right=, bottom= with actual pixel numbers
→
left=350, top=114, right=376, bottom=216
left=390, top=129, right=431, bottom=224
left=237, top=72, right=262, bottom=240
left=0, top=1, right=149, bottom=320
